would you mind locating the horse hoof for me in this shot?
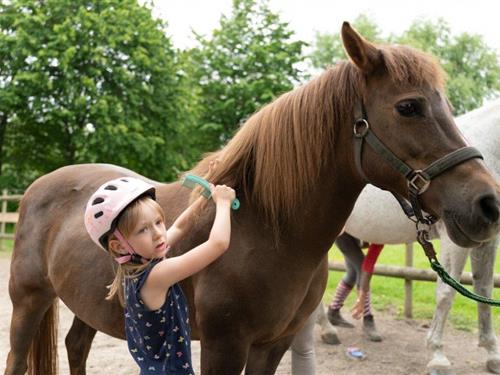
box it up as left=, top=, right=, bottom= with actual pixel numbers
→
left=427, top=360, right=456, bottom=375
left=427, top=355, right=454, bottom=375
left=321, top=330, right=341, bottom=345
left=486, top=355, right=500, bottom=374
left=428, top=369, right=456, bottom=375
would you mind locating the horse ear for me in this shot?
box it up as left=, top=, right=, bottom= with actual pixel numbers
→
left=341, top=21, right=382, bottom=74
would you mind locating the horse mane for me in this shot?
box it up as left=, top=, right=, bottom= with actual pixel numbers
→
left=189, top=44, right=445, bottom=229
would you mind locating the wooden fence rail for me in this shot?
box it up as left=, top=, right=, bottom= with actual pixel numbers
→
left=329, top=242, right=500, bottom=319
left=0, top=190, right=22, bottom=250
left=329, top=261, right=500, bottom=286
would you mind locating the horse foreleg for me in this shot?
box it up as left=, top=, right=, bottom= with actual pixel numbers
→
left=245, top=336, right=295, bottom=375
left=199, top=332, right=249, bottom=375
left=5, top=284, right=57, bottom=375
left=315, top=302, right=340, bottom=345
left=471, top=239, right=500, bottom=374
left=426, top=234, right=469, bottom=375
left=65, top=316, right=97, bottom=375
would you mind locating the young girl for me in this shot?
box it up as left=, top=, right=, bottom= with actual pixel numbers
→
left=84, top=175, right=235, bottom=374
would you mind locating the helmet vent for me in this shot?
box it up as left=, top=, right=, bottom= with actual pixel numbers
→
left=92, top=197, right=104, bottom=205
left=94, top=211, right=104, bottom=219
left=104, top=185, right=117, bottom=191
left=121, top=179, right=129, bottom=182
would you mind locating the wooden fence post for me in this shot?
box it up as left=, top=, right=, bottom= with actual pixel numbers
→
left=0, top=189, right=7, bottom=252
left=404, top=242, right=413, bottom=318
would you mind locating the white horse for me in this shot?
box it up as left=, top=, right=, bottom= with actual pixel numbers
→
left=315, top=99, right=500, bottom=375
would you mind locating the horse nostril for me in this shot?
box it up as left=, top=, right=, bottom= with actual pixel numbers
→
left=478, top=195, right=500, bottom=223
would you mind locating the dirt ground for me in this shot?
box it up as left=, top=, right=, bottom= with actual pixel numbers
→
left=0, top=255, right=494, bottom=374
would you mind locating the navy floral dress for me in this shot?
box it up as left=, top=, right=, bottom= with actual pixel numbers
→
left=124, top=259, right=194, bottom=374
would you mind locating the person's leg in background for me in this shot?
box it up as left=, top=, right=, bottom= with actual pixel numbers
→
left=327, top=232, right=364, bottom=327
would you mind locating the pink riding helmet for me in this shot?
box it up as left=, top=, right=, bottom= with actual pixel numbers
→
left=84, top=177, right=156, bottom=256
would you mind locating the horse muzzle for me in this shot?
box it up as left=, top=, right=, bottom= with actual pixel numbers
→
left=442, top=189, right=500, bottom=248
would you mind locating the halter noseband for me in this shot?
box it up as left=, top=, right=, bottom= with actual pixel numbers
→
left=352, top=101, right=483, bottom=260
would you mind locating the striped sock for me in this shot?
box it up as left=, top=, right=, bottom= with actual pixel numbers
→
left=363, top=290, right=372, bottom=317
left=330, top=280, right=353, bottom=310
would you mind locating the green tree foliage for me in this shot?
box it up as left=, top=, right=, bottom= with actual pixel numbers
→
left=0, top=0, right=196, bottom=188
left=309, top=15, right=500, bottom=115
left=395, top=19, right=500, bottom=114
left=188, top=0, right=306, bottom=152
left=309, top=14, right=382, bottom=70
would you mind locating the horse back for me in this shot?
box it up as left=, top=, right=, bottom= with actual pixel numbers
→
left=15, top=164, right=153, bottom=257
left=11, top=164, right=166, bottom=337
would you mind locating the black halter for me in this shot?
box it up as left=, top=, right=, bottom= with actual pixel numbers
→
left=352, top=101, right=483, bottom=260
left=351, top=102, right=500, bottom=306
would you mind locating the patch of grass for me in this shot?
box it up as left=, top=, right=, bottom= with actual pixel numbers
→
left=324, top=241, right=500, bottom=333
left=0, top=225, right=14, bottom=256
left=0, top=239, right=13, bottom=257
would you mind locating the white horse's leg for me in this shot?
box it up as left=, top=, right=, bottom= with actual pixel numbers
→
left=426, top=230, right=470, bottom=375
left=315, top=302, right=340, bottom=345
left=290, top=303, right=340, bottom=375
left=290, top=307, right=318, bottom=375
left=471, top=238, right=500, bottom=374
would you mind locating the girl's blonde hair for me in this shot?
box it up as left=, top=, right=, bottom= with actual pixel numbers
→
left=106, top=196, right=166, bottom=306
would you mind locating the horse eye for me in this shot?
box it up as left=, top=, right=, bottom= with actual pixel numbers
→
left=395, top=100, right=423, bottom=118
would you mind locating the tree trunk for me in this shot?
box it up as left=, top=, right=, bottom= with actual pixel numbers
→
left=63, top=122, right=76, bottom=165
left=0, top=115, right=7, bottom=176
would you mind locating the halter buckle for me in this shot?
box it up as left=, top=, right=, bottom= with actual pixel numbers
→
left=416, top=220, right=431, bottom=234
left=353, top=119, right=369, bottom=138
left=408, top=170, right=430, bottom=194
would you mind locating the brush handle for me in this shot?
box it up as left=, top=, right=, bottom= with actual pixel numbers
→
left=182, top=174, right=240, bottom=210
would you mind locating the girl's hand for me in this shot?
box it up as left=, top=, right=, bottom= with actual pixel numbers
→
left=351, top=289, right=367, bottom=320
left=211, top=184, right=235, bottom=204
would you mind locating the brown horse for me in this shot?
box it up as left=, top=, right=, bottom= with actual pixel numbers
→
left=5, top=23, right=500, bottom=375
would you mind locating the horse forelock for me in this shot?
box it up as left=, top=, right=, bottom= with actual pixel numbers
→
left=190, top=45, right=446, bottom=229
left=379, top=44, right=446, bottom=89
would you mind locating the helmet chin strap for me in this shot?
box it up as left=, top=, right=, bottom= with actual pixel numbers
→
left=113, top=229, right=148, bottom=264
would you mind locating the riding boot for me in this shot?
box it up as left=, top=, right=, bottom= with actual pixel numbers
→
left=327, top=307, right=354, bottom=328
left=363, top=314, right=382, bottom=342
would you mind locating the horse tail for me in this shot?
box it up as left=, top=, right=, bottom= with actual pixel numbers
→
left=27, top=299, right=59, bottom=375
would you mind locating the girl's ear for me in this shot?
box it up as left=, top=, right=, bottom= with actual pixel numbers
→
left=108, top=238, right=124, bottom=253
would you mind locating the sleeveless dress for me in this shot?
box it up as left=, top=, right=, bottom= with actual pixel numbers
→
left=124, top=259, right=194, bottom=374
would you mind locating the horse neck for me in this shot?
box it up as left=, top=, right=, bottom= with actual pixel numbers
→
left=285, top=118, right=366, bottom=259
left=457, top=106, right=500, bottom=179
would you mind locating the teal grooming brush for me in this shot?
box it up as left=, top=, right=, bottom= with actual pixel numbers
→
left=182, top=174, right=240, bottom=210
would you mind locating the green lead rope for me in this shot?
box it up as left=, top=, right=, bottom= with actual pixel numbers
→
left=417, top=227, right=500, bottom=306
left=429, top=257, right=500, bottom=306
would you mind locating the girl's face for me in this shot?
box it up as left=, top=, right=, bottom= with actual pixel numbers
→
left=126, top=202, right=168, bottom=259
